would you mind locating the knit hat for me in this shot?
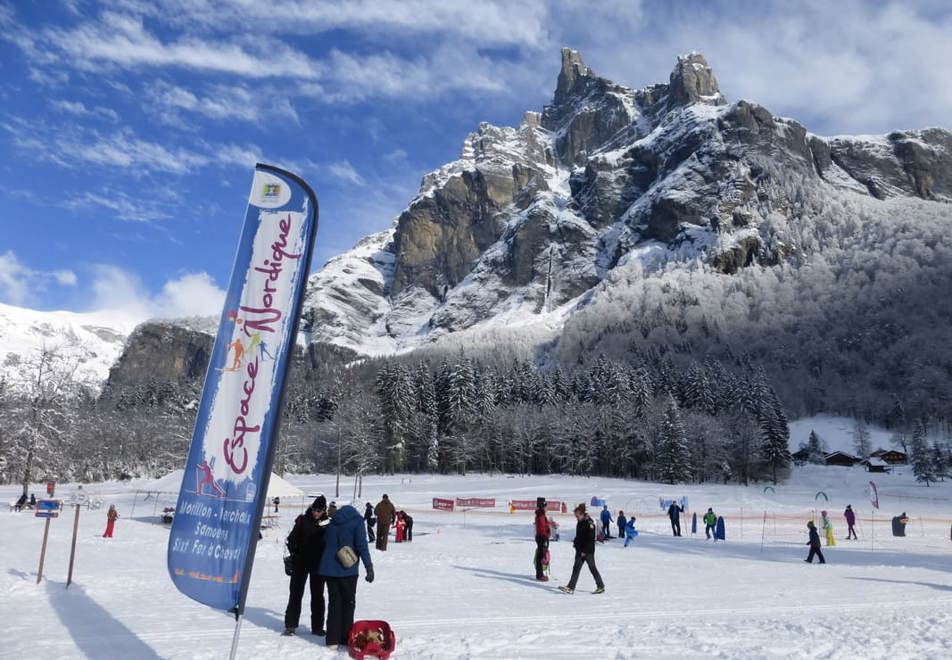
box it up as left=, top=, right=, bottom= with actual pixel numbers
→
left=312, top=495, right=327, bottom=511
left=807, top=520, right=815, bottom=528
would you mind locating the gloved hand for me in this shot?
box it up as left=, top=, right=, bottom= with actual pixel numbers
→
left=365, top=567, right=375, bottom=583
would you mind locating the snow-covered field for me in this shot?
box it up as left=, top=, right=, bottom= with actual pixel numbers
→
left=2, top=465, right=951, bottom=659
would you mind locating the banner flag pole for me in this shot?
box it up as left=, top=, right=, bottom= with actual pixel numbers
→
left=166, top=164, right=319, bottom=657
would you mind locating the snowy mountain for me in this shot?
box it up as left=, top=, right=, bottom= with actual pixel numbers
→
left=302, top=48, right=952, bottom=357
left=0, top=302, right=133, bottom=391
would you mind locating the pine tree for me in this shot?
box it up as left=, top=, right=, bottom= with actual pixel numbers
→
left=806, top=430, right=825, bottom=464
left=930, top=441, right=947, bottom=481
left=852, top=419, right=872, bottom=458
left=910, top=421, right=935, bottom=486
left=656, top=395, right=692, bottom=484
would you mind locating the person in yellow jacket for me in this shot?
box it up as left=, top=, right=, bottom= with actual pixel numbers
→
left=820, top=510, right=836, bottom=546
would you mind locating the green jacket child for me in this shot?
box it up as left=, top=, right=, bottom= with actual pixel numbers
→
left=703, top=508, right=717, bottom=540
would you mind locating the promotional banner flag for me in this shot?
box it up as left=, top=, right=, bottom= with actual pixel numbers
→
left=167, top=164, right=318, bottom=615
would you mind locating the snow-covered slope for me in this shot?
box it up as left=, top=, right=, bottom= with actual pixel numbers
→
left=3, top=470, right=951, bottom=659
left=0, top=302, right=134, bottom=391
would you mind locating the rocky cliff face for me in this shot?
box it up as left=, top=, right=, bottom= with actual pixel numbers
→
left=301, top=48, right=952, bottom=357
left=102, top=321, right=214, bottom=392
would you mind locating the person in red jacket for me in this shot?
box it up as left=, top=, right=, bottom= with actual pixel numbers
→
left=534, top=498, right=551, bottom=581
left=395, top=511, right=406, bottom=543
left=103, top=504, right=119, bottom=538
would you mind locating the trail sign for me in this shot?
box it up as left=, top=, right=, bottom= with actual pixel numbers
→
left=35, top=499, right=62, bottom=519
left=46, top=481, right=55, bottom=496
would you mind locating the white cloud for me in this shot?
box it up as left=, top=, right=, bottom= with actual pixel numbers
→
left=325, top=160, right=364, bottom=186
left=50, top=99, right=119, bottom=121
left=145, top=81, right=300, bottom=125
left=41, top=11, right=322, bottom=79
left=0, top=251, right=77, bottom=306
left=89, top=265, right=225, bottom=323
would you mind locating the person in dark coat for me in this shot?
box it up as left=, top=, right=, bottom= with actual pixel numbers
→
left=374, top=495, right=396, bottom=551
left=559, top=503, right=605, bottom=594
left=599, top=505, right=613, bottom=539
left=14, top=493, right=26, bottom=511
left=283, top=496, right=330, bottom=636
left=402, top=511, right=413, bottom=542
left=804, top=520, right=826, bottom=564
left=616, top=511, right=627, bottom=539
left=667, top=501, right=684, bottom=537
left=319, top=504, right=374, bottom=649
left=363, top=502, right=376, bottom=543
left=844, top=504, right=857, bottom=540
left=534, top=499, right=550, bottom=581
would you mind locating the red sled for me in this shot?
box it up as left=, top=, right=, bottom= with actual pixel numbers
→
left=348, top=620, right=396, bottom=660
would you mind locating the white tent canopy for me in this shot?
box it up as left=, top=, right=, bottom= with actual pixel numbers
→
left=141, top=469, right=304, bottom=499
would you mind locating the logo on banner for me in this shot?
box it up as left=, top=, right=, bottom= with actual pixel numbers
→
left=262, top=183, right=282, bottom=199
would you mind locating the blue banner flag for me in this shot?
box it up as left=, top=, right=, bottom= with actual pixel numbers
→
left=168, top=164, right=318, bottom=613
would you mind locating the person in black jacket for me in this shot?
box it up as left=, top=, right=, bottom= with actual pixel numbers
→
left=804, top=520, right=826, bottom=564
left=403, top=510, right=414, bottom=542
left=363, top=502, right=376, bottom=543
left=667, top=501, right=684, bottom=537
left=559, top=503, right=605, bottom=594
left=283, top=496, right=330, bottom=636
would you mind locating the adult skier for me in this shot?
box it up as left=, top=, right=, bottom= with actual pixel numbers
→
left=703, top=508, right=717, bottom=540
left=374, top=494, right=396, bottom=551
left=667, top=500, right=684, bottom=537
left=534, top=498, right=551, bottom=581
left=616, top=511, right=627, bottom=539
left=843, top=504, right=857, bottom=540
left=820, top=510, right=836, bottom=546
left=804, top=520, right=826, bottom=564
left=599, top=505, right=613, bottom=539
left=363, top=502, right=376, bottom=543
left=283, top=496, right=330, bottom=636
left=559, top=503, right=605, bottom=594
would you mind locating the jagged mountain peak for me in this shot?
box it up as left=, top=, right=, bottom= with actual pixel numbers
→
left=669, top=51, right=725, bottom=107
left=555, top=47, right=595, bottom=103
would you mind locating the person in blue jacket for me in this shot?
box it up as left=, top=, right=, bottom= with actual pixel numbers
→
left=667, top=501, right=684, bottom=537
left=616, top=511, right=627, bottom=539
left=318, top=504, right=375, bottom=649
left=599, top=505, right=613, bottom=539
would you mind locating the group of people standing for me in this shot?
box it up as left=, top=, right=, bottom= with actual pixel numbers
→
left=283, top=495, right=374, bottom=650
left=364, top=495, right=413, bottom=549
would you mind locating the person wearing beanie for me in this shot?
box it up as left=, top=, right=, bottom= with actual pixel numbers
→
left=559, top=503, right=605, bottom=594
left=283, top=496, right=330, bottom=636
left=820, top=510, right=836, bottom=546
left=599, top=505, right=613, bottom=539
left=804, top=520, right=826, bottom=564
left=667, top=500, right=684, bottom=537
left=703, top=508, right=717, bottom=540
left=534, top=499, right=550, bottom=581
left=363, top=502, right=377, bottom=543
left=844, top=505, right=858, bottom=540
left=616, top=511, right=627, bottom=540
left=374, top=494, right=396, bottom=551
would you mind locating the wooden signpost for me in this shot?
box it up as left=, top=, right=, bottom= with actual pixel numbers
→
left=35, top=499, right=61, bottom=584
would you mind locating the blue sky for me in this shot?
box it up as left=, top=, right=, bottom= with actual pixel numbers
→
left=1, top=0, right=951, bottom=321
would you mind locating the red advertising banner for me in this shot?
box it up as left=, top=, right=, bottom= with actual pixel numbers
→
left=432, top=498, right=455, bottom=511
left=455, top=498, right=495, bottom=508
left=509, top=500, right=567, bottom=513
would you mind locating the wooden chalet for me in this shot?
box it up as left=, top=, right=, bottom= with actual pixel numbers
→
left=824, top=451, right=860, bottom=467
left=861, top=457, right=889, bottom=473
left=870, top=449, right=907, bottom=465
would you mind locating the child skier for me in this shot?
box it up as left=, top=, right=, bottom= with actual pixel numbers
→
left=804, top=521, right=826, bottom=564
left=703, top=508, right=717, bottom=540
left=599, top=505, right=613, bottom=539
left=617, top=511, right=627, bottom=539
left=534, top=498, right=550, bottom=581
left=103, top=504, right=119, bottom=538
left=559, top=503, right=605, bottom=594
left=395, top=511, right=406, bottom=543
left=623, top=516, right=639, bottom=547
left=820, top=510, right=836, bottom=546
